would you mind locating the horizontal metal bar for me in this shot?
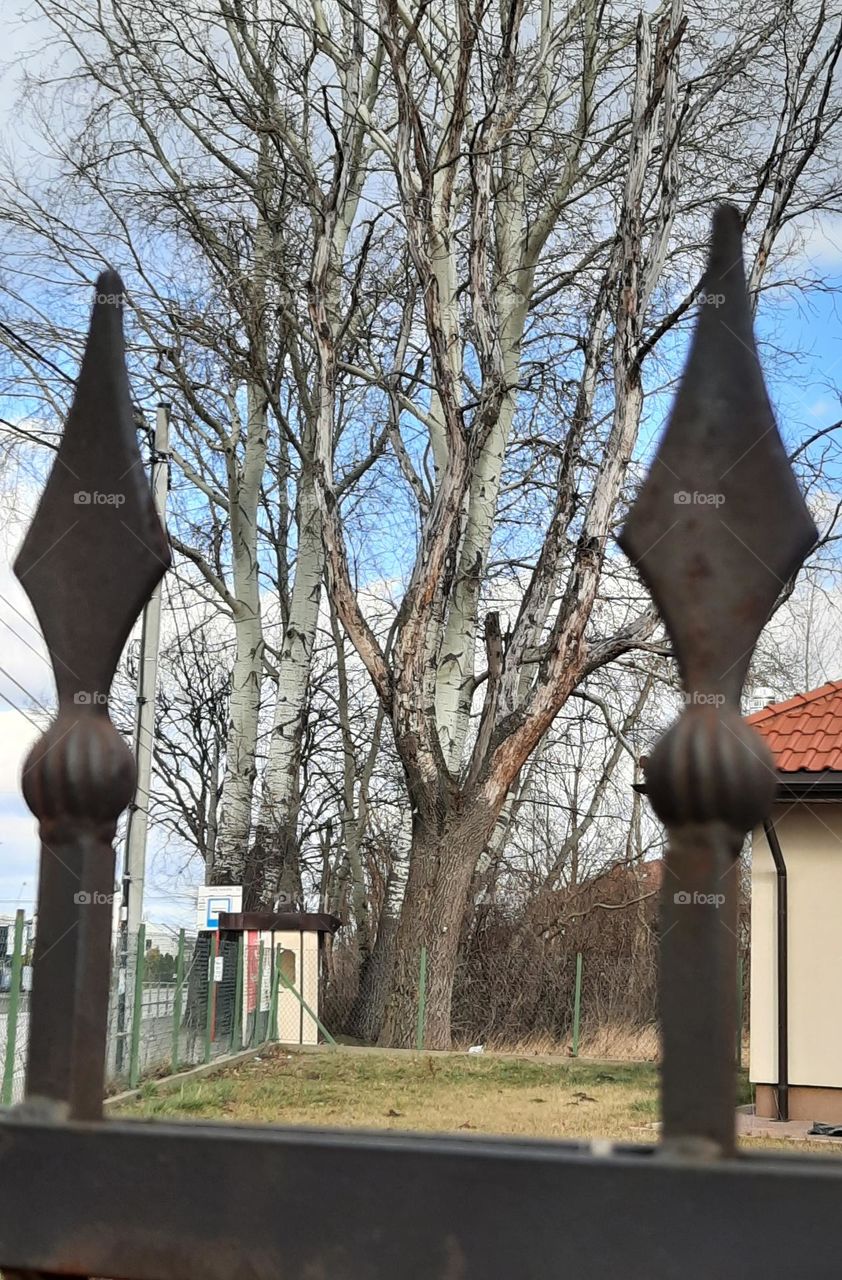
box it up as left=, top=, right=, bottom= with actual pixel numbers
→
left=1, top=1118, right=841, bottom=1279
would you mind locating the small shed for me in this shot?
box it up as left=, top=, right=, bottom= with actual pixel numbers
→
left=218, top=910, right=341, bottom=1046
left=748, top=681, right=842, bottom=1122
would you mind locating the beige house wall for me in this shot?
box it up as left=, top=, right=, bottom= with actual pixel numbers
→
left=750, top=803, right=842, bottom=1091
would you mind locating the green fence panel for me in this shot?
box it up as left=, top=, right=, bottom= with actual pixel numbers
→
left=1, top=910, right=25, bottom=1105
left=252, top=940, right=265, bottom=1047
left=129, top=924, right=146, bottom=1089
left=231, top=934, right=244, bottom=1053
left=276, top=965, right=336, bottom=1046
left=268, top=946, right=281, bottom=1043
left=171, top=928, right=185, bottom=1073
left=572, top=952, right=583, bottom=1058
left=204, top=932, right=217, bottom=1065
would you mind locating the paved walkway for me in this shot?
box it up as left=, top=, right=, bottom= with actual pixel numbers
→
left=737, top=1109, right=842, bottom=1144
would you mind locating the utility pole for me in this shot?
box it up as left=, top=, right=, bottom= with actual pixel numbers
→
left=116, top=403, right=170, bottom=1071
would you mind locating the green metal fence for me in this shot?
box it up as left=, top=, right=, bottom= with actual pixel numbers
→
left=1, top=910, right=26, bottom=1106
left=1, top=926, right=748, bottom=1093
left=1, top=924, right=334, bottom=1105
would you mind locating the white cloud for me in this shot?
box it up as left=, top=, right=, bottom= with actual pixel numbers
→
left=787, top=213, right=842, bottom=271
left=0, top=481, right=51, bottom=917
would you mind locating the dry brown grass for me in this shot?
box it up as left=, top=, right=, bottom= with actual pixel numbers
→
left=477, top=1021, right=658, bottom=1061
left=116, top=1045, right=842, bottom=1156
left=578, top=1021, right=660, bottom=1061
left=119, top=1048, right=660, bottom=1142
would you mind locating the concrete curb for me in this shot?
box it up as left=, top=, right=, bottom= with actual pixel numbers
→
left=105, top=1045, right=274, bottom=1109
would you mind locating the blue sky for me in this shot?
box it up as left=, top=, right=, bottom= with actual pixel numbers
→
left=762, top=279, right=842, bottom=448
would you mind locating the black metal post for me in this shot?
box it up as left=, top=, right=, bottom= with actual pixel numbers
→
left=13, top=272, right=169, bottom=1117
left=619, top=206, right=816, bottom=1154
left=764, top=818, right=789, bottom=1121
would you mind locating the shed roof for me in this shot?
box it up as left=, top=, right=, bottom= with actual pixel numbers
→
left=218, top=911, right=342, bottom=935
left=747, top=680, right=842, bottom=772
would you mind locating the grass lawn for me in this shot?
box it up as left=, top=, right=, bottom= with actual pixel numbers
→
left=116, top=1046, right=840, bottom=1155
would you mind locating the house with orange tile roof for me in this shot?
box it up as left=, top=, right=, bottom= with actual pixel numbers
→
left=748, top=680, right=842, bottom=1123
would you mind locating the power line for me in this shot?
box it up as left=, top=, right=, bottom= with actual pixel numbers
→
left=0, top=689, right=42, bottom=732
left=0, top=617, right=51, bottom=671
left=0, top=591, right=45, bottom=639
left=0, top=664, right=52, bottom=717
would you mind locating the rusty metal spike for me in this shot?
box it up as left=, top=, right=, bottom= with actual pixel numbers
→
left=15, top=270, right=170, bottom=707
left=619, top=205, right=817, bottom=708
left=13, top=273, right=170, bottom=1118
left=619, top=207, right=816, bottom=1157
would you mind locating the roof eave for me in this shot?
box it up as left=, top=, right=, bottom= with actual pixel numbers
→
left=634, top=770, right=842, bottom=802
left=774, top=771, right=842, bottom=802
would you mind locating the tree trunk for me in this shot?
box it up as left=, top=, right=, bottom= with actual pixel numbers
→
left=249, top=466, right=324, bottom=908
left=210, top=156, right=271, bottom=887
left=434, top=316, right=521, bottom=771
left=379, top=804, right=493, bottom=1049
left=347, top=850, right=406, bottom=1043
left=245, top=814, right=302, bottom=911
left=212, top=593, right=263, bottom=885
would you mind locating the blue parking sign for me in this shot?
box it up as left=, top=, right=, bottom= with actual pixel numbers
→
left=196, top=885, right=243, bottom=931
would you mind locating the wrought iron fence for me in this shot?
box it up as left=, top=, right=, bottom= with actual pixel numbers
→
left=1, top=208, right=840, bottom=1279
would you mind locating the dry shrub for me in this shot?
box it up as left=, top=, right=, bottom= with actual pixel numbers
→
left=578, top=1021, right=659, bottom=1061
left=324, top=858, right=749, bottom=1058
left=450, top=864, right=661, bottom=1052
left=321, top=937, right=361, bottom=1032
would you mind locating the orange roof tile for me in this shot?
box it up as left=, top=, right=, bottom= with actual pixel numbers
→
left=747, top=680, right=842, bottom=772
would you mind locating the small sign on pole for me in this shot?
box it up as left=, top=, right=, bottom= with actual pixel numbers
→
left=196, top=885, right=242, bottom=931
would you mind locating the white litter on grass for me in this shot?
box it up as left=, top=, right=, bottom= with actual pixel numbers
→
left=468, top=1044, right=485, bottom=1055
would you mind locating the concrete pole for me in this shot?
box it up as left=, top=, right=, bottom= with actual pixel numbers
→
left=123, top=403, right=170, bottom=939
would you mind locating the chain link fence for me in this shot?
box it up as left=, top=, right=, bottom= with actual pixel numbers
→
left=0, top=915, right=333, bottom=1106
left=322, top=932, right=749, bottom=1060
left=1, top=914, right=747, bottom=1082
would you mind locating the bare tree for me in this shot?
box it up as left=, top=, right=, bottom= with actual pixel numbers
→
left=314, top=0, right=842, bottom=1045
left=1, top=0, right=840, bottom=1048
left=0, top=0, right=386, bottom=908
